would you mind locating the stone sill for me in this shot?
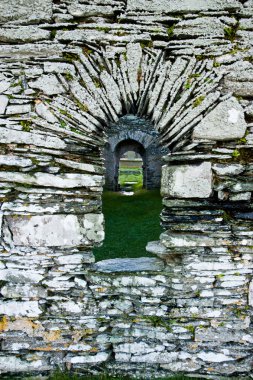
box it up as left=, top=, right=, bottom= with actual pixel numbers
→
left=91, top=257, right=165, bottom=273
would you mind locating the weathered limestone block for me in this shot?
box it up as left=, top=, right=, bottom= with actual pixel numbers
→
left=65, top=352, right=110, bottom=364
left=6, top=104, right=31, bottom=115
left=0, top=0, right=52, bottom=23
left=197, top=351, right=234, bottom=362
left=0, top=155, right=32, bottom=168
left=174, top=17, right=225, bottom=38
left=6, top=214, right=104, bottom=247
left=193, top=97, right=247, bottom=140
left=127, top=0, right=241, bottom=13
left=212, top=164, right=244, bottom=176
left=35, top=102, right=58, bottom=123
left=223, top=68, right=253, bottom=97
left=249, top=281, right=253, bottom=306
left=0, top=27, right=50, bottom=43
left=0, top=95, right=8, bottom=114
left=0, top=270, right=44, bottom=283
left=0, top=127, right=66, bottom=149
left=0, top=172, right=103, bottom=188
left=93, top=257, right=164, bottom=272
left=67, top=2, right=117, bottom=17
left=0, top=301, right=42, bottom=317
left=0, top=356, right=50, bottom=373
left=29, top=74, right=65, bottom=96
left=44, top=62, right=76, bottom=75
left=161, top=162, right=212, bottom=198
left=1, top=284, right=47, bottom=299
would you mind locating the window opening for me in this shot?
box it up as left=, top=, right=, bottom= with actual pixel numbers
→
left=94, top=114, right=167, bottom=262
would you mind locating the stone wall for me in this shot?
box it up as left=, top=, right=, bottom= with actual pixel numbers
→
left=0, top=0, right=253, bottom=378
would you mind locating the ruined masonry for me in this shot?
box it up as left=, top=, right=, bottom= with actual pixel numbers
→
left=0, top=0, right=253, bottom=378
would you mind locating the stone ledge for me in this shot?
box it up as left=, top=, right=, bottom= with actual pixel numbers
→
left=91, top=257, right=165, bottom=273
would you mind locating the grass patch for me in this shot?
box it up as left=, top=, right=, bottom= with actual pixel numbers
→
left=46, top=371, right=206, bottom=380
left=119, top=167, right=143, bottom=191
left=93, top=189, right=162, bottom=261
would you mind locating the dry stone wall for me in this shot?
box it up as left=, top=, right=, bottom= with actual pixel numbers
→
left=0, top=0, right=253, bottom=378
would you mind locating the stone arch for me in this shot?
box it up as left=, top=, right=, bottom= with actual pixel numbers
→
left=104, top=114, right=167, bottom=190
left=1, top=43, right=247, bottom=257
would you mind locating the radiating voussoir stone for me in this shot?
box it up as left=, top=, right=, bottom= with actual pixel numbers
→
left=161, top=162, right=212, bottom=198
left=192, top=97, right=247, bottom=140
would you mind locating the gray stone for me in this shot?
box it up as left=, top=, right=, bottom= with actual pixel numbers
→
left=29, top=74, right=65, bottom=96
left=230, top=192, right=251, bottom=201
left=35, top=102, right=57, bottom=123
left=92, top=258, right=164, bottom=273
left=0, top=27, right=50, bottom=43
left=0, top=301, right=42, bottom=317
left=0, top=127, right=66, bottom=149
left=127, top=0, right=241, bottom=12
left=212, top=164, right=244, bottom=176
left=0, top=95, right=8, bottom=114
left=6, top=104, right=31, bottom=115
left=161, top=162, right=212, bottom=199
left=193, top=98, right=247, bottom=141
left=0, top=0, right=53, bottom=23
left=174, top=17, right=225, bottom=38
left=7, top=213, right=104, bottom=247
left=68, top=2, right=117, bottom=17
left=0, top=155, right=32, bottom=168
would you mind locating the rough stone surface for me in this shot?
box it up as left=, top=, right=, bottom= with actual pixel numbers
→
left=0, top=0, right=53, bottom=23
left=93, top=257, right=165, bottom=273
left=193, top=98, right=247, bottom=140
left=6, top=214, right=104, bottom=247
left=0, top=0, right=252, bottom=378
left=161, top=162, right=212, bottom=198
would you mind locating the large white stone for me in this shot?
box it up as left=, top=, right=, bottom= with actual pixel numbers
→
left=0, top=172, right=103, bottom=188
left=127, top=0, right=240, bottom=12
left=161, top=162, right=212, bottom=198
left=0, top=301, right=42, bottom=317
left=29, top=74, right=65, bottom=96
left=0, top=27, right=50, bottom=43
left=0, top=127, right=66, bottom=149
left=197, top=351, right=234, bottom=362
left=0, top=0, right=53, bottom=23
left=6, top=104, right=31, bottom=115
left=193, top=98, right=247, bottom=141
left=0, top=356, right=49, bottom=373
left=249, top=281, right=253, bottom=307
left=0, top=155, right=32, bottom=168
left=0, top=95, right=8, bottom=114
left=35, top=102, right=57, bottom=123
left=7, top=213, right=104, bottom=247
left=212, top=164, right=244, bottom=176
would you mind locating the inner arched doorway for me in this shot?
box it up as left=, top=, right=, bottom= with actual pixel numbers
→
left=103, top=114, right=166, bottom=191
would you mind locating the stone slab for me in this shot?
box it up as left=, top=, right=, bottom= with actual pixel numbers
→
left=0, top=0, right=53, bottom=23
left=92, top=257, right=164, bottom=273
left=0, top=27, right=50, bottom=43
left=6, top=213, right=104, bottom=247
left=161, top=162, right=212, bottom=198
left=0, top=95, right=8, bottom=114
left=126, top=0, right=241, bottom=13
left=193, top=97, right=247, bottom=141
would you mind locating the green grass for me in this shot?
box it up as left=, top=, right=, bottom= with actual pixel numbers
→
left=93, top=189, right=162, bottom=261
left=47, top=371, right=206, bottom=380
left=119, top=167, right=143, bottom=191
